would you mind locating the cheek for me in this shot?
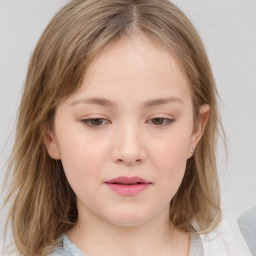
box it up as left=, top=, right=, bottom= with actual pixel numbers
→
left=57, top=134, right=107, bottom=195
left=151, top=131, right=191, bottom=194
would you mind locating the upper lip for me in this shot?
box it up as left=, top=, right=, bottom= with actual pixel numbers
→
left=105, top=176, right=152, bottom=185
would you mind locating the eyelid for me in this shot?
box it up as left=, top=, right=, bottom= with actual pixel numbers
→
left=147, top=117, right=175, bottom=127
left=80, top=116, right=175, bottom=129
left=81, top=118, right=110, bottom=128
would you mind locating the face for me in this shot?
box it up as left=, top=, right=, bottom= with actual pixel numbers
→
left=44, top=34, right=209, bottom=227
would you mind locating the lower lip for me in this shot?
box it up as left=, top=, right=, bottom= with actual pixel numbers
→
left=105, top=183, right=150, bottom=196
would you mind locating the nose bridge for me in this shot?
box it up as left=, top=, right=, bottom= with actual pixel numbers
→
left=121, top=122, right=141, bottom=148
left=112, top=120, right=146, bottom=165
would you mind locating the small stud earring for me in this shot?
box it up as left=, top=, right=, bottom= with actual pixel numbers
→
left=190, top=149, right=194, bottom=154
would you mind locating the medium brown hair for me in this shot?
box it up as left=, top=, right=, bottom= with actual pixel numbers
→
left=4, top=0, right=222, bottom=255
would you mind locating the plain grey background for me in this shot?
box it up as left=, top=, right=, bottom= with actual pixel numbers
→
left=0, top=0, right=256, bottom=253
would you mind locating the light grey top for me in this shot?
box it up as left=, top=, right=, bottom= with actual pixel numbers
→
left=238, top=206, right=256, bottom=256
left=190, top=231, right=204, bottom=256
left=49, top=232, right=204, bottom=256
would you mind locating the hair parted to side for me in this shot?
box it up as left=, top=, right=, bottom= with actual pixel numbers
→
left=4, top=0, right=223, bottom=255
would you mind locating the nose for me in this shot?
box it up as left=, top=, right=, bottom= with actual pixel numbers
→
left=111, top=124, right=146, bottom=166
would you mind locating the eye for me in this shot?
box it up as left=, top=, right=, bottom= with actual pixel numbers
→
left=149, top=117, right=174, bottom=127
left=81, top=118, right=109, bottom=127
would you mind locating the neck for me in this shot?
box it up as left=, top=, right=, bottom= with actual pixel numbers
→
left=66, top=205, right=190, bottom=256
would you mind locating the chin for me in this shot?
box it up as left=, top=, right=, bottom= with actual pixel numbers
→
left=103, top=209, right=154, bottom=227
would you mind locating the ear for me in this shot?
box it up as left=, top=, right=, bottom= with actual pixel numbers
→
left=43, top=125, right=61, bottom=160
left=188, top=104, right=210, bottom=158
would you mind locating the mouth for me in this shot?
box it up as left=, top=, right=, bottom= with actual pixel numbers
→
left=105, top=176, right=152, bottom=196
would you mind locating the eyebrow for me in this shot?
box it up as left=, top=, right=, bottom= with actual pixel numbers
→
left=70, top=96, right=184, bottom=108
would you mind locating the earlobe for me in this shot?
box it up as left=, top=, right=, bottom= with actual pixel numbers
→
left=43, top=126, right=61, bottom=160
left=188, top=104, right=210, bottom=158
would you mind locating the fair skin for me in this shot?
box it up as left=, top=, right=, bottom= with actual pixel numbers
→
left=44, top=34, right=209, bottom=256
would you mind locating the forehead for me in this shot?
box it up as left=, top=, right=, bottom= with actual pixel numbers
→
left=66, top=34, right=192, bottom=107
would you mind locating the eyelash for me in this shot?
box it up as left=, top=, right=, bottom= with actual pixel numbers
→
left=81, top=117, right=174, bottom=128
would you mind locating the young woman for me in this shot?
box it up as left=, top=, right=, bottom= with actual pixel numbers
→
left=3, top=0, right=251, bottom=255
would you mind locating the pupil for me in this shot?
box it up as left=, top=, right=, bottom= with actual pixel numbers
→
left=92, top=119, right=103, bottom=125
left=153, top=118, right=163, bottom=125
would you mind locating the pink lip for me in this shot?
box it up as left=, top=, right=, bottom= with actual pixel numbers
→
left=105, top=176, right=152, bottom=196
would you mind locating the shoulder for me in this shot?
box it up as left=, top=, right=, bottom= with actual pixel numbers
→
left=48, top=250, right=69, bottom=256
left=199, top=218, right=252, bottom=256
left=238, top=206, right=256, bottom=233
left=48, top=247, right=72, bottom=256
left=47, top=243, right=72, bottom=256
left=238, top=206, right=256, bottom=256
left=48, top=235, right=86, bottom=256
